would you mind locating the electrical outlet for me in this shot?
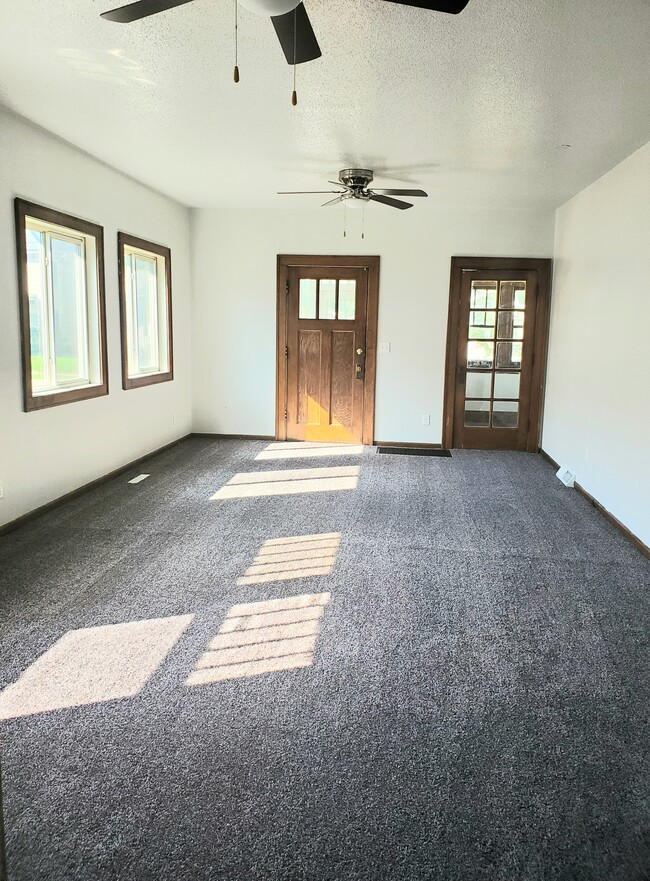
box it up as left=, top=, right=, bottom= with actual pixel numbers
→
left=422, top=414, right=431, bottom=426
left=0, top=483, right=3, bottom=499
left=172, top=412, right=177, bottom=425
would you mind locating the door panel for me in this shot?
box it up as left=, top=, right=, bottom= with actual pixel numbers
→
left=286, top=266, right=367, bottom=442
left=444, top=258, right=551, bottom=452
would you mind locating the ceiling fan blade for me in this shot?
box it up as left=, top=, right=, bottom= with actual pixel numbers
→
left=322, top=195, right=347, bottom=207
left=382, top=0, right=470, bottom=13
left=101, top=0, right=195, bottom=22
left=278, top=191, right=345, bottom=194
left=369, top=194, right=413, bottom=210
left=372, top=189, right=428, bottom=196
left=271, top=3, right=322, bottom=65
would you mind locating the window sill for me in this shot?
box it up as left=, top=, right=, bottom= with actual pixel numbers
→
left=122, top=369, right=174, bottom=391
left=24, top=381, right=109, bottom=412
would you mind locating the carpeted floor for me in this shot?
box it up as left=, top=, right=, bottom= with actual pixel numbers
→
left=0, top=438, right=648, bottom=881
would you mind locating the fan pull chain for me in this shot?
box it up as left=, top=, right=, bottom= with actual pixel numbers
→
left=291, top=7, right=297, bottom=105
left=233, top=0, right=240, bottom=83
left=343, top=202, right=347, bottom=238
left=362, top=202, right=366, bottom=239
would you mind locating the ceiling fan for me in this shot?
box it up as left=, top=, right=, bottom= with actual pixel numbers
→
left=279, top=168, right=428, bottom=210
left=100, top=0, right=472, bottom=67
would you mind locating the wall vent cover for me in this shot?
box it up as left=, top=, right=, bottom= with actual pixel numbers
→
left=556, top=466, right=575, bottom=487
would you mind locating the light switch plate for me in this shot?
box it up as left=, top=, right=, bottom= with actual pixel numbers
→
left=378, top=342, right=391, bottom=354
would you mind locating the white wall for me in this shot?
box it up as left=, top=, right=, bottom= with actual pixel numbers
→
left=542, top=141, right=650, bottom=547
left=191, top=204, right=554, bottom=442
left=0, top=108, right=192, bottom=527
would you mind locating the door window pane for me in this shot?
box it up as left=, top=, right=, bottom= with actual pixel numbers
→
left=467, top=340, right=494, bottom=369
left=464, top=400, right=490, bottom=427
left=299, top=279, right=317, bottom=319
left=497, top=311, right=524, bottom=340
left=470, top=282, right=497, bottom=310
left=338, top=280, right=356, bottom=320
left=468, top=310, right=496, bottom=339
left=493, top=372, right=520, bottom=399
left=499, top=281, right=526, bottom=309
left=318, top=280, right=337, bottom=319
left=465, top=371, right=491, bottom=399
left=492, top=401, right=518, bottom=428
left=495, top=341, right=522, bottom=369
left=50, top=235, right=87, bottom=385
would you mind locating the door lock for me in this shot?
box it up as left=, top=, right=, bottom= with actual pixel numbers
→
left=356, top=348, right=364, bottom=355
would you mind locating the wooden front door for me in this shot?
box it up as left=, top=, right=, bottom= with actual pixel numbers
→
left=443, top=257, right=551, bottom=451
left=277, top=256, right=379, bottom=444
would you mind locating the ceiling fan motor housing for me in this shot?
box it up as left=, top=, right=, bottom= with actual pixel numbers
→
left=339, top=168, right=374, bottom=191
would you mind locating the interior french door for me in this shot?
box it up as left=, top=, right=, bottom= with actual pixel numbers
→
left=277, top=256, right=379, bottom=444
left=443, top=258, right=551, bottom=451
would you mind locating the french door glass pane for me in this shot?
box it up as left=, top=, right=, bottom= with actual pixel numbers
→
left=319, top=280, right=337, bottom=319
left=464, top=400, right=490, bottom=427
left=470, top=282, right=497, bottom=310
left=467, top=340, right=494, bottom=368
left=469, top=310, right=496, bottom=339
left=466, top=371, right=491, bottom=398
left=299, top=279, right=317, bottom=319
left=497, top=311, right=524, bottom=340
left=493, top=372, right=520, bottom=399
left=498, top=281, right=526, bottom=309
left=50, top=235, right=87, bottom=384
left=134, top=256, right=159, bottom=372
left=495, top=341, right=522, bottom=369
left=492, top=401, right=518, bottom=428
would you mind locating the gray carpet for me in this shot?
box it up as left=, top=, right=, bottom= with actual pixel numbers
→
left=0, top=439, right=648, bottom=881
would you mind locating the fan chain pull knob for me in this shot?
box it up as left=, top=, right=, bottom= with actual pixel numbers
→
left=234, top=65, right=240, bottom=83
left=291, top=89, right=297, bottom=106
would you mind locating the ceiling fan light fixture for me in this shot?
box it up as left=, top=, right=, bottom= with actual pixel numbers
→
left=238, top=0, right=299, bottom=16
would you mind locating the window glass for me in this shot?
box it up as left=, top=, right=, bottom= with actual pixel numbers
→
left=121, top=237, right=172, bottom=387
left=24, top=221, right=97, bottom=396
left=26, top=228, right=49, bottom=392
left=50, top=235, right=88, bottom=385
left=133, top=255, right=159, bottom=372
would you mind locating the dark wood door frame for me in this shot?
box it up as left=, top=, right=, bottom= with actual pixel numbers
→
left=442, top=256, right=552, bottom=452
left=276, top=255, right=380, bottom=444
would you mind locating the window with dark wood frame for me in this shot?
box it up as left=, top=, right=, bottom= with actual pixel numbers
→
left=14, top=198, right=109, bottom=412
left=117, top=233, right=174, bottom=391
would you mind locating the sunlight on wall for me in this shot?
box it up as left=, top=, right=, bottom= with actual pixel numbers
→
left=255, top=442, right=364, bottom=461
left=210, top=466, right=360, bottom=500
left=0, top=615, right=194, bottom=720
left=185, top=593, right=330, bottom=685
left=237, top=532, right=340, bottom=585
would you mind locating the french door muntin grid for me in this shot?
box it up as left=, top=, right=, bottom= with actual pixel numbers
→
left=464, top=279, right=526, bottom=429
left=298, top=278, right=356, bottom=321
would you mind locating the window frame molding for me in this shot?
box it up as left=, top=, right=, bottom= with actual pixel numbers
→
left=117, top=232, right=174, bottom=390
left=14, top=198, right=109, bottom=412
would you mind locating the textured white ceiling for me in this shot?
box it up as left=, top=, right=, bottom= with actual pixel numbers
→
left=0, top=0, right=649, bottom=209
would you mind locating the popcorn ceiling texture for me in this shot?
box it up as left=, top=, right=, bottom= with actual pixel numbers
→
left=0, top=0, right=648, bottom=207
left=0, top=437, right=649, bottom=880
